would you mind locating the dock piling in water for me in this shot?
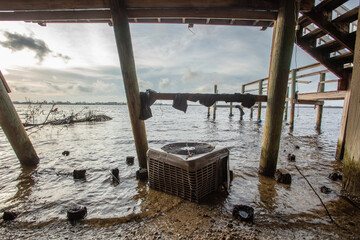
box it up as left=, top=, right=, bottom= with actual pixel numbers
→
left=316, top=73, right=325, bottom=131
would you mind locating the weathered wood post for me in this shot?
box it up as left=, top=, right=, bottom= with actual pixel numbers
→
left=250, top=107, right=254, bottom=119
left=336, top=89, right=351, bottom=160
left=316, top=73, right=325, bottom=130
left=0, top=72, right=39, bottom=166
left=257, top=80, right=263, bottom=121
left=241, top=85, right=245, bottom=120
left=284, top=87, right=289, bottom=120
left=110, top=0, right=148, bottom=169
left=213, top=84, right=217, bottom=120
left=229, top=102, right=233, bottom=117
left=289, top=69, right=297, bottom=130
left=342, top=10, right=360, bottom=202
left=259, top=0, right=297, bottom=177
left=207, top=107, right=210, bottom=118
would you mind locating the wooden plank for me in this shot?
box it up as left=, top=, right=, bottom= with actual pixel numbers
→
left=315, top=0, right=348, bottom=12
left=0, top=9, right=277, bottom=22
left=336, top=89, right=351, bottom=160
left=259, top=0, right=297, bottom=177
left=332, top=6, right=359, bottom=24
left=0, top=0, right=314, bottom=11
left=110, top=0, right=148, bottom=169
left=316, top=40, right=344, bottom=54
left=296, top=69, right=329, bottom=79
left=0, top=71, right=39, bottom=166
left=297, top=90, right=346, bottom=101
left=0, top=71, right=11, bottom=93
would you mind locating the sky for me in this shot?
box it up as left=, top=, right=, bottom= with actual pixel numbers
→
left=0, top=1, right=357, bottom=103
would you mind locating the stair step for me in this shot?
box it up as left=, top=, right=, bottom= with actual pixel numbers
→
left=332, top=6, right=359, bottom=24
left=328, top=52, right=354, bottom=65
left=300, top=28, right=326, bottom=41
left=315, top=0, right=348, bottom=12
left=316, top=40, right=344, bottom=54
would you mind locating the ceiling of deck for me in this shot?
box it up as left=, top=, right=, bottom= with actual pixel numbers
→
left=0, top=0, right=314, bottom=28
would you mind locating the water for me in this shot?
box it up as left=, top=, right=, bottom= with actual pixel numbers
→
left=0, top=104, right=359, bottom=238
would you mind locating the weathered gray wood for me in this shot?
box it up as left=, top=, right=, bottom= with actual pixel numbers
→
left=110, top=0, right=148, bottom=169
left=284, top=87, right=289, bottom=120
left=213, top=84, right=217, bottom=120
left=336, top=88, right=350, bottom=160
left=229, top=102, right=233, bottom=117
left=257, top=80, right=263, bottom=121
left=289, top=70, right=297, bottom=130
left=0, top=73, right=39, bottom=166
left=316, top=73, right=326, bottom=130
left=342, top=9, right=360, bottom=202
left=259, top=0, right=297, bottom=177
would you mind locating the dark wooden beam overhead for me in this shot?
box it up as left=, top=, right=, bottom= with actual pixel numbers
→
left=0, top=0, right=314, bottom=12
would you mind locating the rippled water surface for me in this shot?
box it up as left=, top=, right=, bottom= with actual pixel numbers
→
left=1, top=104, right=359, bottom=239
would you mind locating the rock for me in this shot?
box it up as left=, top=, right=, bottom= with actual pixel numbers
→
left=73, top=169, right=86, bottom=180
left=320, top=186, right=331, bottom=194
left=329, top=172, right=342, bottom=181
left=295, top=145, right=300, bottom=149
left=136, top=168, right=148, bottom=182
left=111, top=168, right=120, bottom=183
left=227, top=223, right=233, bottom=228
left=67, top=205, right=87, bottom=221
left=62, top=151, right=70, bottom=156
left=3, top=211, right=17, bottom=221
left=275, top=169, right=292, bottom=184
left=126, top=156, right=135, bottom=166
left=232, top=205, right=254, bottom=222
left=287, top=154, right=296, bottom=162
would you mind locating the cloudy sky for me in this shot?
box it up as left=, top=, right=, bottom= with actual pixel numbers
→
left=0, top=2, right=356, bottom=103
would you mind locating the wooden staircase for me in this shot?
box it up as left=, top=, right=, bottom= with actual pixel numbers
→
left=296, top=0, right=358, bottom=90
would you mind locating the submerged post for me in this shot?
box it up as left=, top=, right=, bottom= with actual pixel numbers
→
left=259, top=0, right=297, bottom=177
left=0, top=72, right=39, bottom=166
left=250, top=106, right=254, bottom=119
left=257, top=80, right=263, bottom=121
left=241, top=85, right=245, bottom=120
left=284, top=87, right=289, bottom=120
left=229, top=102, right=233, bottom=117
left=342, top=10, right=360, bottom=202
left=213, top=84, right=217, bottom=120
left=110, top=0, right=148, bottom=169
left=316, top=73, right=325, bottom=130
left=289, top=69, right=297, bottom=130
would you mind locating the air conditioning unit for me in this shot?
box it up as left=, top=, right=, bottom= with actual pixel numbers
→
left=147, top=142, right=230, bottom=202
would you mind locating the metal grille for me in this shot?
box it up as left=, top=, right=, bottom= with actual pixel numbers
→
left=147, top=145, right=229, bottom=202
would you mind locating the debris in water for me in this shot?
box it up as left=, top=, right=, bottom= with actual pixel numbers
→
left=111, top=168, right=120, bottom=184
left=3, top=211, right=17, bottom=221
left=73, top=169, right=86, bottom=180
left=329, top=172, right=342, bottom=181
left=275, top=169, right=292, bottom=184
left=232, top=205, right=254, bottom=222
left=295, top=145, right=300, bottom=149
left=67, top=205, right=87, bottom=221
left=287, top=154, right=296, bottom=162
left=126, top=156, right=135, bottom=166
left=320, top=186, right=331, bottom=194
left=62, top=151, right=70, bottom=156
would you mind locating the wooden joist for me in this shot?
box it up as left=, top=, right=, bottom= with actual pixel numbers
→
left=297, top=90, right=346, bottom=101
left=0, top=0, right=314, bottom=12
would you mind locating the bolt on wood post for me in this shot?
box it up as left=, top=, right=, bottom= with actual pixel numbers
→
left=0, top=73, right=39, bottom=167
left=110, top=0, right=148, bottom=169
left=284, top=87, right=289, bottom=120
left=316, top=73, right=325, bottom=131
left=342, top=11, right=360, bottom=201
left=257, top=80, right=263, bottom=121
left=213, top=84, right=217, bottom=120
left=289, top=69, right=297, bottom=130
left=259, top=0, right=297, bottom=177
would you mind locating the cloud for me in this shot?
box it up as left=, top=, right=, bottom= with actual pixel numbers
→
left=0, top=31, right=71, bottom=63
left=77, top=85, right=93, bottom=93
left=181, top=68, right=199, bottom=83
left=159, top=78, right=170, bottom=90
left=138, top=79, right=153, bottom=91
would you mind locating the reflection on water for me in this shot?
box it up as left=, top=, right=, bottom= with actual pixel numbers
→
left=1, top=104, right=359, bottom=238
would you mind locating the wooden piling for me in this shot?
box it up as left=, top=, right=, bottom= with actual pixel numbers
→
left=110, top=0, right=148, bottom=169
left=213, top=84, right=217, bottom=120
left=0, top=72, right=39, bottom=166
left=259, top=0, right=297, bottom=177
left=316, top=73, right=325, bottom=130
left=342, top=11, right=360, bottom=201
left=241, top=85, right=245, bottom=120
left=284, top=87, right=289, bottom=120
left=289, top=69, right=297, bottom=130
left=250, top=106, right=254, bottom=119
left=336, top=88, right=351, bottom=160
left=229, top=102, right=233, bottom=117
left=257, top=80, right=263, bottom=121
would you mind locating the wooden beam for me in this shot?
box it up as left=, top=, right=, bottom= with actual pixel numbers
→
left=257, top=80, right=263, bottom=121
left=0, top=73, right=39, bottom=166
left=316, top=73, right=326, bottom=130
left=289, top=70, right=296, bottom=130
left=297, top=90, right=346, bottom=101
left=336, top=89, right=351, bottom=160
left=0, top=71, right=11, bottom=93
left=259, top=0, right=297, bottom=177
left=110, top=0, right=148, bottom=169
left=296, top=69, right=329, bottom=79
left=0, top=0, right=314, bottom=11
left=0, top=9, right=277, bottom=22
